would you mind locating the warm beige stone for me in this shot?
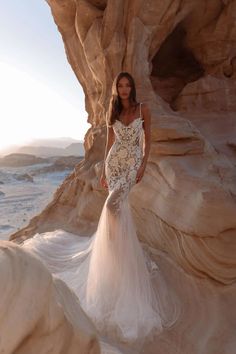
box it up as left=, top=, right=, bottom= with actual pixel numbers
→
left=0, top=241, right=100, bottom=354
left=7, top=0, right=236, bottom=352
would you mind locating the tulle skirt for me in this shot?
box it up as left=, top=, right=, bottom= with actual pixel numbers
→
left=22, top=192, right=177, bottom=347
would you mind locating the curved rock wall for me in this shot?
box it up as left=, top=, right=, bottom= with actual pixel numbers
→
left=0, top=241, right=100, bottom=353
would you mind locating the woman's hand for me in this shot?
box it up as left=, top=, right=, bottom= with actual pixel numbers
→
left=136, top=162, right=146, bottom=183
left=100, top=172, right=108, bottom=189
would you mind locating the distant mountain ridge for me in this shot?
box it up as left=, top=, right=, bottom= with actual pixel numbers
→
left=0, top=137, right=84, bottom=157
left=0, top=153, right=83, bottom=169
left=17, top=142, right=84, bottom=157
left=0, top=153, right=48, bottom=167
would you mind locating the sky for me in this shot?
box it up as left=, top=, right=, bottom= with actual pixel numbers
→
left=0, top=0, right=90, bottom=152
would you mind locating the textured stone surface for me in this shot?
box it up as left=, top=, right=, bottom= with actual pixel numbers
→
left=7, top=1, right=236, bottom=352
left=0, top=241, right=100, bottom=354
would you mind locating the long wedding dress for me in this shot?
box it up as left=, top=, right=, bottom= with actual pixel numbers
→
left=22, top=103, right=176, bottom=347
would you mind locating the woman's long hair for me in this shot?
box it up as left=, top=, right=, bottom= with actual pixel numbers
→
left=107, top=72, right=138, bottom=126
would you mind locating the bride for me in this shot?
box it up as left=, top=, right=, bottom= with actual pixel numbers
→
left=22, top=72, right=176, bottom=348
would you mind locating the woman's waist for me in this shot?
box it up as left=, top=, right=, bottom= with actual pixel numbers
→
left=114, top=138, right=142, bottom=147
left=108, top=142, right=142, bottom=159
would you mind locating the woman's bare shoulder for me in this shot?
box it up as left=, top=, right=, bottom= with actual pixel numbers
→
left=140, top=102, right=149, bottom=109
left=140, top=102, right=150, bottom=116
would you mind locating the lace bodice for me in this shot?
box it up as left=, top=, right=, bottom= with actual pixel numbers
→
left=105, top=103, right=144, bottom=211
left=113, top=116, right=144, bottom=146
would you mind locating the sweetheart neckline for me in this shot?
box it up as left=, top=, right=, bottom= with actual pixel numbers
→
left=115, top=116, right=143, bottom=128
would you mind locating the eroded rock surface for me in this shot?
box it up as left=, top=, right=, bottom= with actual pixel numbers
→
left=0, top=241, right=100, bottom=354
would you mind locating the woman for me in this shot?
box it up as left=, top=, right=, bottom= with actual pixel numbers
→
left=100, top=71, right=150, bottom=191
left=22, top=72, right=170, bottom=347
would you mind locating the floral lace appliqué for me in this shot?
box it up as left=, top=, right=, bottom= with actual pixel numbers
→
left=105, top=117, right=144, bottom=213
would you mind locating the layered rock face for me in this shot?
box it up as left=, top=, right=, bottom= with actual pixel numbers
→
left=6, top=0, right=236, bottom=353
left=0, top=241, right=100, bottom=354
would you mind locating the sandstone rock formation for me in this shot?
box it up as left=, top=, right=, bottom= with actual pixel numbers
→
left=0, top=241, right=100, bottom=354
left=7, top=0, right=236, bottom=353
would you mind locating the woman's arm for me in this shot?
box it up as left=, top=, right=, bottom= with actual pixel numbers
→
left=141, top=103, right=151, bottom=167
left=136, top=103, right=151, bottom=183
left=102, top=123, right=115, bottom=175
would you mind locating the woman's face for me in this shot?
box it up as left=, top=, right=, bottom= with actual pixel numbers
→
left=117, top=77, right=131, bottom=99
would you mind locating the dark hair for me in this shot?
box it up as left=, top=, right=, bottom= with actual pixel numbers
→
left=107, top=72, right=138, bottom=126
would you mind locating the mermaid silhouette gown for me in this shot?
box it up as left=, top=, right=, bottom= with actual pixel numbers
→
left=22, top=102, right=165, bottom=343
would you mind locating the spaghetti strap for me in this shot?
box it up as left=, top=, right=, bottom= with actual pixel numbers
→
left=139, top=102, right=142, bottom=118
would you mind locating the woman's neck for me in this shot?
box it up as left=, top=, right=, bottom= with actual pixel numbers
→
left=121, top=99, right=131, bottom=109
